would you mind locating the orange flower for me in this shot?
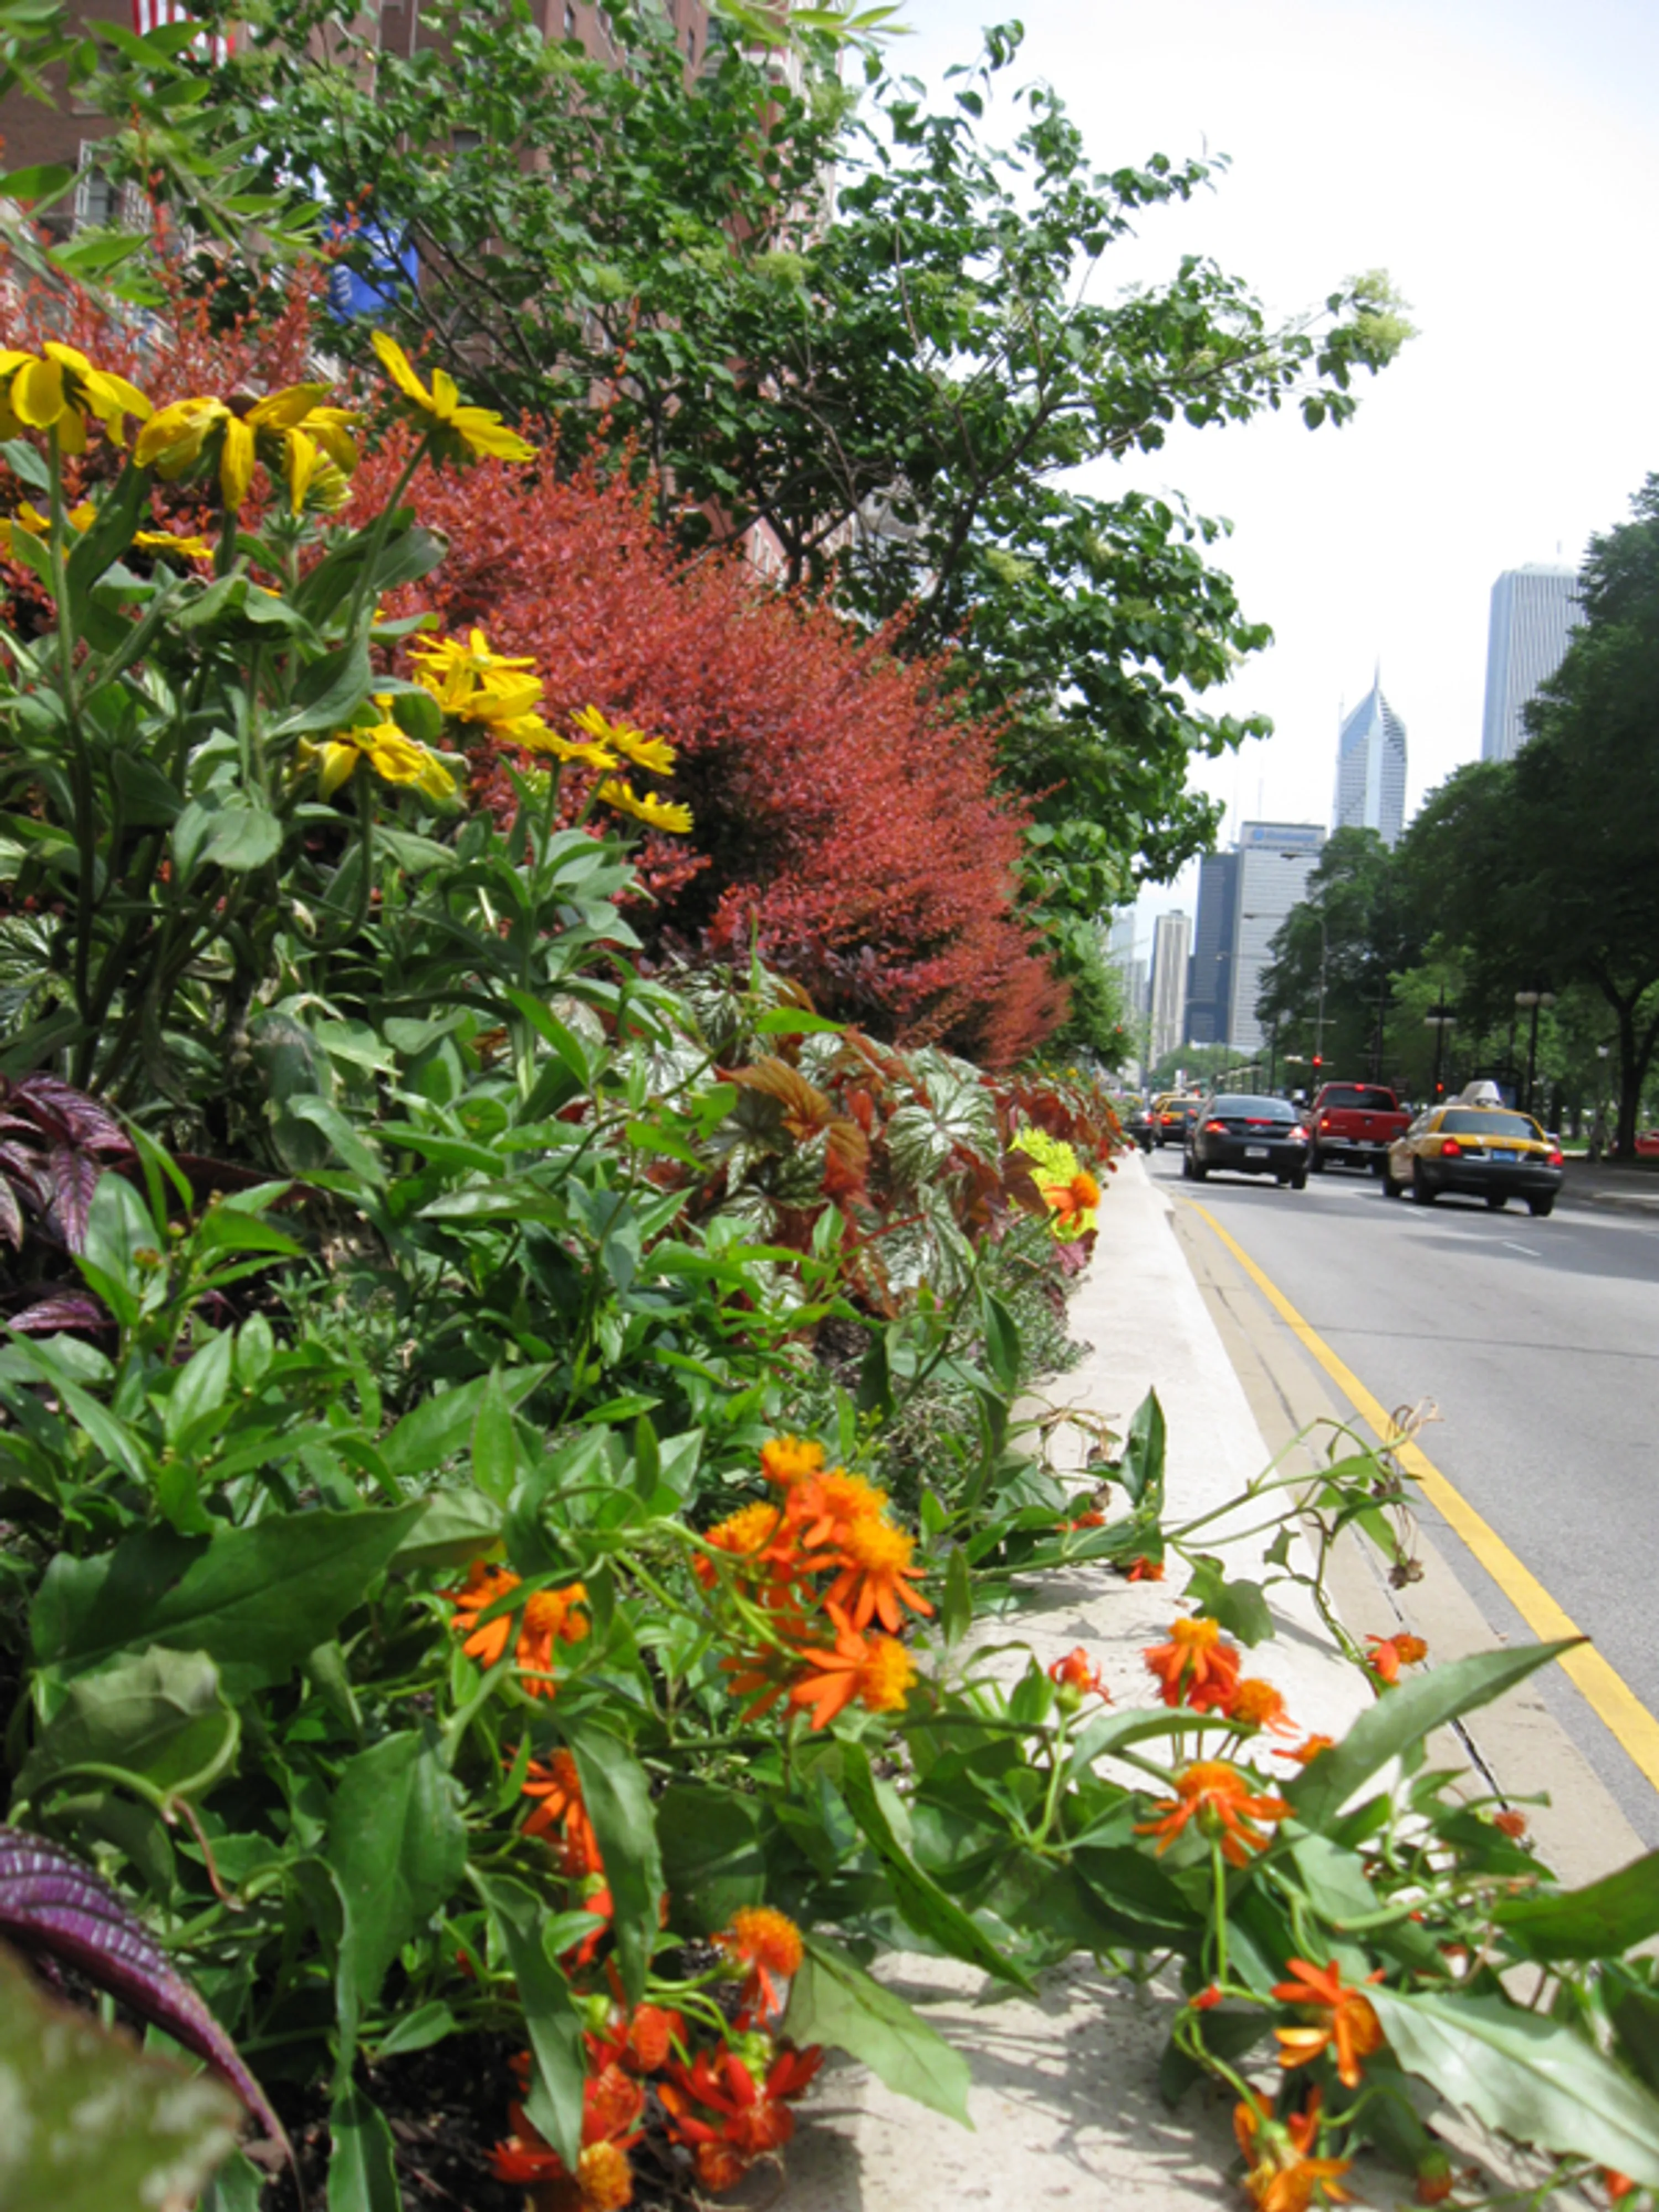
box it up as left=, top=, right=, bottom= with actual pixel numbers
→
left=1235, top=2093, right=1353, bottom=2212
left=1491, top=1808, right=1528, bottom=1841
left=787, top=1605, right=917, bottom=1729
left=760, top=1435, right=826, bottom=1488
left=716, top=1905, right=803, bottom=2022
left=1144, top=1617, right=1243, bottom=1711
left=446, top=1562, right=587, bottom=1697
left=1229, top=1678, right=1298, bottom=1735
left=1123, top=1554, right=1165, bottom=1582
left=659, top=2044, right=822, bottom=2178
left=1065, top=1509, right=1108, bottom=1530
left=1275, top=1733, right=1335, bottom=1767
left=1134, top=1760, right=1290, bottom=1867
left=1048, top=1647, right=1109, bottom=1700
left=1414, top=2149, right=1454, bottom=2204
left=1272, top=1958, right=1386, bottom=2089
left=491, top=2056, right=642, bottom=2209
left=617, top=2003, right=681, bottom=2074
left=696, top=1501, right=797, bottom=1588
left=517, top=1583, right=590, bottom=1696
left=1606, top=2174, right=1639, bottom=2206
left=521, top=1749, right=603, bottom=1876
left=1366, top=1631, right=1427, bottom=1683
left=447, top=1560, right=522, bottom=1666
left=824, top=1514, right=934, bottom=1632
left=1191, top=1983, right=1224, bottom=2011
left=785, top=1465, right=889, bottom=1550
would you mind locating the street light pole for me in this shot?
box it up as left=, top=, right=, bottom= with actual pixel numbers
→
left=1424, top=992, right=1455, bottom=1101
left=1514, top=988, right=1557, bottom=1119
left=1314, top=911, right=1329, bottom=1073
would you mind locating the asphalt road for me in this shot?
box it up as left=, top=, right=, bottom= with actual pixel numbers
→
left=1142, top=1141, right=1659, bottom=1844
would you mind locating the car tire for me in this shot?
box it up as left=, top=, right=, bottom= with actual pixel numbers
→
left=1371, top=1155, right=1390, bottom=1178
left=1411, top=1162, right=1436, bottom=1206
left=1528, top=1194, right=1555, bottom=1218
left=1380, top=1164, right=1402, bottom=1198
left=1485, top=1192, right=1507, bottom=1211
left=1190, top=1155, right=1208, bottom=1182
left=1308, top=1146, right=1325, bottom=1174
left=1289, top=1173, right=1307, bottom=1192
left=1181, top=1150, right=1194, bottom=1180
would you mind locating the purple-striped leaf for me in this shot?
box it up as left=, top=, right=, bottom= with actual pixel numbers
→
left=8, top=1291, right=111, bottom=1334
left=15, top=1074, right=132, bottom=1156
left=0, top=1172, right=21, bottom=1250
left=0, top=1825, right=286, bottom=2147
left=46, top=1142, right=104, bottom=1251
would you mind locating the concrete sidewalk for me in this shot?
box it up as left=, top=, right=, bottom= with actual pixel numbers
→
left=776, top=1151, right=1648, bottom=2211
left=1560, top=1157, right=1659, bottom=1216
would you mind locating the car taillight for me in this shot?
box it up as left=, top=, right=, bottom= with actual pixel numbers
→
left=1204, top=1119, right=1228, bottom=1135
left=1439, top=1138, right=1462, bottom=1158
left=1547, top=1146, right=1563, bottom=1167
left=1289, top=1127, right=1307, bottom=1142
left=1318, top=1115, right=1331, bottom=1131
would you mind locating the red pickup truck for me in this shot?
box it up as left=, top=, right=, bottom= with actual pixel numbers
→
left=1304, top=1083, right=1412, bottom=1175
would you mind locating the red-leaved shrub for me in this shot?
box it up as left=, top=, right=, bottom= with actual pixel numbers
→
left=359, top=442, right=1065, bottom=1065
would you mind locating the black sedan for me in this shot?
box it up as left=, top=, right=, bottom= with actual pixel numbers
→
left=1182, top=1094, right=1310, bottom=1188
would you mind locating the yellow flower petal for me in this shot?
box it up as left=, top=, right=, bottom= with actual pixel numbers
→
left=316, top=740, right=360, bottom=797
left=284, top=426, right=318, bottom=514
left=246, top=382, right=331, bottom=430
left=220, top=415, right=255, bottom=512
left=13, top=354, right=65, bottom=428
left=451, top=406, right=535, bottom=461
left=370, top=328, right=431, bottom=406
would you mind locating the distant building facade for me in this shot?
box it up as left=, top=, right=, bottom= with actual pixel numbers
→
left=1333, top=674, right=1407, bottom=847
left=1149, top=911, right=1191, bottom=1069
left=1229, top=821, right=1326, bottom=1056
left=1186, top=852, right=1239, bottom=1046
left=1481, top=565, right=1581, bottom=764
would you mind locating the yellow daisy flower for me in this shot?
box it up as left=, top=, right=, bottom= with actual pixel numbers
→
left=596, top=777, right=693, bottom=835
left=301, top=696, right=456, bottom=804
left=369, top=330, right=535, bottom=464
left=0, top=342, right=151, bottom=453
left=571, top=704, right=677, bottom=775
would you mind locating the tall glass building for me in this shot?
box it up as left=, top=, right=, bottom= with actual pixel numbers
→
left=1481, top=565, right=1581, bottom=764
left=1333, top=674, right=1407, bottom=848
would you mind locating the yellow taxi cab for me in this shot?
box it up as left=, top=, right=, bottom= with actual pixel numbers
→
left=1149, top=1092, right=1202, bottom=1149
left=1381, top=1085, right=1564, bottom=1216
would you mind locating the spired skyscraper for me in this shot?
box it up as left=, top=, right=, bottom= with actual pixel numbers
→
left=1481, top=565, right=1581, bottom=763
left=1333, top=674, right=1407, bottom=848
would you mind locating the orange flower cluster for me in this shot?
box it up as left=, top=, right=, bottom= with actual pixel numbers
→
left=446, top=1562, right=589, bottom=1699
left=1144, top=1616, right=1243, bottom=1712
left=716, top=1905, right=805, bottom=2026
left=1048, top=1647, right=1110, bottom=1703
left=1135, top=1760, right=1291, bottom=1867
left=658, top=2042, right=823, bottom=2195
left=1272, top=1958, right=1386, bottom=2089
left=1234, top=2090, right=1353, bottom=2212
left=1366, top=1631, right=1428, bottom=1684
left=702, top=1438, right=929, bottom=1731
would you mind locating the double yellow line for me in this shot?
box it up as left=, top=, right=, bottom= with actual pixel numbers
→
left=1186, top=1199, right=1659, bottom=1796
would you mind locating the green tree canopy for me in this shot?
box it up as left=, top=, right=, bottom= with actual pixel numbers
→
left=1254, top=828, right=1425, bottom=1083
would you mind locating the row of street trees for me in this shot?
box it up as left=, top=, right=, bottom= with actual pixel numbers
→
left=1257, top=477, right=1659, bottom=1152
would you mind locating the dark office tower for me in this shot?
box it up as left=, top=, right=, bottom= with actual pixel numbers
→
left=1186, top=851, right=1239, bottom=1046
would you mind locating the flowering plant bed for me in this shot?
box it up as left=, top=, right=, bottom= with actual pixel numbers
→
left=4, top=312, right=1659, bottom=2212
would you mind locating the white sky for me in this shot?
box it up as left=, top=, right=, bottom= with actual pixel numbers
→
left=881, top=0, right=1659, bottom=954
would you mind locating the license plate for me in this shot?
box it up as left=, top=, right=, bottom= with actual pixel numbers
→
left=1245, top=1146, right=1269, bottom=1159
left=1490, top=1149, right=1516, bottom=1162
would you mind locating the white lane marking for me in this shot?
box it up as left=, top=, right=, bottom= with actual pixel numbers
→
left=1503, top=1241, right=1540, bottom=1256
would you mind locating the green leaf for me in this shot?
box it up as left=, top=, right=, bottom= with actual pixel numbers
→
left=785, top=1935, right=972, bottom=2126
left=838, top=1742, right=1032, bottom=1990
left=1369, top=1985, right=1659, bottom=2187
left=753, top=1008, right=845, bottom=1035
left=1182, top=1556, right=1273, bottom=1647
left=655, top=1786, right=766, bottom=1933
left=270, top=639, right=374, bottom=738
left=379, top=1368, right=549, bottom=1479
left=326, top=2085, right=401, bottom=2212
left=16, top=1645, right=239, bottom=1811
left=278, top=1095, right=384, bottom=1185
left=373, top=2001, right=458, bottom=2059
left=326, top=1730, right=468, bottom=2069
left=1495, top=1851, right=1659, bottom=1961
left=0, top=161, right=74, bottom=200
left=390, top=1489, right=503, bottom=1571
left=469, top=1370, right=520, bottom=1507
left=566, top=1720, right=665, bottom=2008
left=76, top=1172, right=158, bottom=1326
left=978, top=1289, right=1020, bottom=1393
left=941, top=1545, right=972, bottom=1651
left=1116, top=1390, right=1166, bottom=1510
left=0, top=1939, right=242, bottom=2212
left=164, top=1331, right=235, bottom=1449
left=200, top=797, right=283, bottom=873
left=471, top=1870, right=585, bottom=2170
left=32, top=1504, right=426, bottom=1699
left=1287, top=1640, right=1580, bottom=1829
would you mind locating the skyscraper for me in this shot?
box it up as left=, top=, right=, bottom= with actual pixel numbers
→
left=1481, top=565, right=1581, bottom=763
left=1149, top=911, right=1192, bottom=1069
left=1333, top=674, right=1407, bottom=848
left=1229, top=822, right=1326, bottom=1056
left=1186, top=852, right=1238, bottom=1046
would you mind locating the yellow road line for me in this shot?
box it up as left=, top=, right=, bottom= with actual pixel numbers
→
left=1184, top=1198, right=1659, bottom=1796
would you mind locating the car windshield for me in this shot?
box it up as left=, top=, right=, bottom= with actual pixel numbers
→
left=1325, top=1086, right=1396, bottom=1110
left=1211, top=1095, right=1297, bottom=1121
left=1439, top=1109, right=1538, bottom=1139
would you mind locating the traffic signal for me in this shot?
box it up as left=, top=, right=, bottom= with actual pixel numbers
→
left=1311, top=1054, right=1323, bottom=1072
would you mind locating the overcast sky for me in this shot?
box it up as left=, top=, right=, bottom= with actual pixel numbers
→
left=881, top=0, right=1659, bottom=952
